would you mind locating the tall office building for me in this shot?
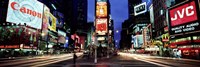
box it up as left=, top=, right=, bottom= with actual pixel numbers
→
left=72, top=0, right=88, bottom=32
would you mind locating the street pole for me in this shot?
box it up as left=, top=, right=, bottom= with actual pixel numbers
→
left=94, top=35, right=97, bottom=63
left=107, top=33, right=109, bottom=58
left=94, top=46, right=97, bottom=63
left=47, top=32, right=49, bottom=55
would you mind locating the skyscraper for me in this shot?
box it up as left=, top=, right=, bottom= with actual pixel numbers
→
left=72, top=0, right=88, bottom=32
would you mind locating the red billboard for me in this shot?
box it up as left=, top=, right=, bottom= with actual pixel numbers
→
left=95, top=18, right=108, bottom=35
left=169, top=0, right=200, bottom=35
left=170, top=1, right=198, bottom=27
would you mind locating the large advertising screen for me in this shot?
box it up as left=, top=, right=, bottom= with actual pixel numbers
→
left=6, top=0, right=43, bottom=29
left=53, top=11, right=64, bottom=28
left=169, top=1, right=200, bottom=35
left=95, top=18, right=108, bottom=35
left=42, top=5, right=50, bottom=40
left=58, top=30, right=66, bottom=44
left=170, top=1, right=198, bottom=27
left=149, top=4, right=154, bottom=24
left=64, top=37, right=69, bottom=48
left=96, top=2, right=107, bottom=18
left=132, top=35, right=143, bottom=48
left=48, top=13, right=57, bottom=32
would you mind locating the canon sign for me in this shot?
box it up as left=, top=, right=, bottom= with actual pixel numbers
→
left=6, top=0, right=44, bottom=29
left=11, top=2, right=42, bottom=18
left=10, top=2, right=42, bottom=18
left=170, top=1, right=198, bottom=26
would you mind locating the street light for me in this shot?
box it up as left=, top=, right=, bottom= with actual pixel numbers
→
left=51, top=4, right=56, bottom=10
left=116, top=30, right=119, bottom=33
left=41, top=33, right=45, bottom=36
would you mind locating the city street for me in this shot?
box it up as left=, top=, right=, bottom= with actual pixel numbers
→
left=0, top=52, right=200, bottom=67
left=1, top=0, right=200, bottom=67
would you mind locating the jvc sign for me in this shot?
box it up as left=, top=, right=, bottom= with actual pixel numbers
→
left=170, top=1, right=198, bottom=27
left=169, top=1, right=199, bottom=35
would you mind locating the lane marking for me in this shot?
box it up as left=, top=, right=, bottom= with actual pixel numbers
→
left=0, top=53, right=74, bottom=66
left=29, top=53, right=82, bottom=67
left=119, top=53, right=171, bottom=67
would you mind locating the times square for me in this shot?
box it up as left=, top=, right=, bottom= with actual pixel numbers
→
left=0, top=0, right=200, bottom=67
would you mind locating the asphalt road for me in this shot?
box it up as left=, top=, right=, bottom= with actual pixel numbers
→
left=0, top=52, right=200, bottom=67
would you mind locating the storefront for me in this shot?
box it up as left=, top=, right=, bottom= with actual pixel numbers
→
left=170, top=36, right=200, bottom=59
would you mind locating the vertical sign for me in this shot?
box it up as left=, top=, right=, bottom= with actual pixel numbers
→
left=96, top=18, right=107, bottom=35
left=96, top=2, right=107, bottom=18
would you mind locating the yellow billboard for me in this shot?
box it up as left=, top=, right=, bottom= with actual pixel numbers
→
left=96, top=2, right=107, bottom=18
left=48, top=13, right=57, bottom=32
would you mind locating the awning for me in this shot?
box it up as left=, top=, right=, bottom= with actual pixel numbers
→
left=153, top=40, right=163, bottom=46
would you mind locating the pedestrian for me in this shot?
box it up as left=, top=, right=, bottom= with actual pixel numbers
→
left=177, top=50, right=181, bottom=59
left=73, top=53, right=77, bottom=64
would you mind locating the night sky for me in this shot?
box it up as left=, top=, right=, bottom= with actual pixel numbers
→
left=87, top=0, right=128, bottom=48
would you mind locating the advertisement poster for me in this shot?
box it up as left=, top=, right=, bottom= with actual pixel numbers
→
left=48, top=13, right=57, bottom=32
left=58, top=30, right=66, bottom=44
left=96, top=2, right=107, bottom=18
left=170, top=1, right=198, bottom=27
left=42, top=5, right=50, bottom=40
left=133, top=35, right=143, bottom=48
left=64, top=37, right=69, bottom=48
left=169, top=1, right=200, bottom=35
left=149, top=4, right=154, bottom=24
left=95, top=18, right=107, bottom=35
left=53, top=11, right=64, bottom=28
left=6, top=0, right=43, bottom=29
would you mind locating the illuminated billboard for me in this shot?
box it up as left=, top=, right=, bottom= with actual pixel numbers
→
left=170, top=1, right=198, bottom=27
left=53, top=11, right=64, bottom=28
left=149, top=4, right=154, bottom=24
left=58, top=30, right=66, bottom=44
left=6, top=0, right=43, bottom=29
left=169, top=1, right=200, bottom=35
left=42, top=5, right=50, bottom=40
left=132, top=35, right=143, bottom=48
left=134, top=2, right=147, bottom=16
left=48, top=13, right=57, bottom=32
left=96, top=2, right=107, bottom=18
left=64, top=37, right=69, bottom=48
left=95, top=18, right=108, bottom=35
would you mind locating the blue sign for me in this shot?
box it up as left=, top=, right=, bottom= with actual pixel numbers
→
left=64, top=37, right=69, bottom=48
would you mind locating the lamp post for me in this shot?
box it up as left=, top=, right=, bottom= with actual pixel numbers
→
left=47, top=32, right=49, bottom=55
